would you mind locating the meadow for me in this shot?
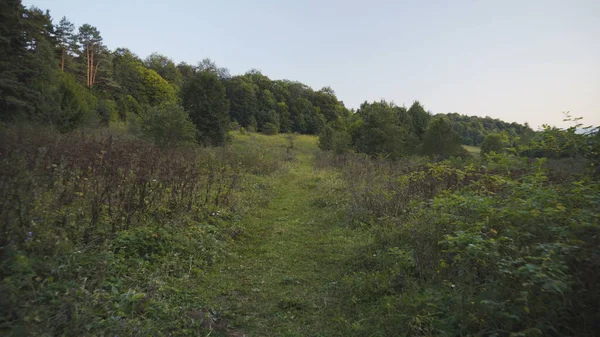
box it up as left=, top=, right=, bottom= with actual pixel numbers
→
left=2, top=126, right=598, bottom=337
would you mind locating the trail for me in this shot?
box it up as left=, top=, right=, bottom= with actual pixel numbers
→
left=201, top=136, right=361, bottom=337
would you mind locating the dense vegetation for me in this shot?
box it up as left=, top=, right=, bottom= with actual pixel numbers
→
left=1, top=0, right=599, bottom=336
left=0, top=0, right=351, bottom=144
left=442, top=113, right=536, bottom=147
left=315, top=121, right=599, bottom=336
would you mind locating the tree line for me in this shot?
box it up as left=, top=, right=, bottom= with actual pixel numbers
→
left=1, top=0, right=534, bottom=154
left=0, top=1, right=350, bottom=144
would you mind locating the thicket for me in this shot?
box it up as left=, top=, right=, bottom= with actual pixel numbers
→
left=0, top=126, right=291, bottom=336
left=0, top=0, right=355, bottom=145
left=441, top=112, right=536, bottom=146
left=319, top=100, right=472, bottom=159
left=316, top=124, right=600, bottom=336
left=2, top=0, right=536, bottom=150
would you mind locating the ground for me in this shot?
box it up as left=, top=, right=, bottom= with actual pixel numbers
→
left=198, top=133, right=366, bottom=337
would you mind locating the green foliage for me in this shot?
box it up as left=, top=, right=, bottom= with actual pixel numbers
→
left=442, top=112, right=535, bottom=146
left=181, top=71, right=230, bottom=146
left=352, top=100, right=408, bottom=159
left=324, top=147, right=600, bottom=336
left=0, top=2, right=52, bottom=118
left=0, top=128, right=287, bottom=336
left=261, top=122, right=279, bottom=135
left=318, top=125, right=334, bottom=151
left=331, top=129, right=351, bottom=154
left=407, top=100, right=431, bottom=140
left=421, top=116, right=468, bottom=158
left=144, top=53, right=183, bottom=90
left=95, top=98, right=118, bottom=125
left=319, top=124, right=351, bottom=155
left=481, top=132, right=509, bottom=154
left=111, top=48, right=177, bottom=110
left=51, top=72, right=97, bottom=131
left=139, top=103, right=197, bottom=147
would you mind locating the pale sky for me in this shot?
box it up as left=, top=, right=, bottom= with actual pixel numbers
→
left=26, top=0, right=599, bottom=128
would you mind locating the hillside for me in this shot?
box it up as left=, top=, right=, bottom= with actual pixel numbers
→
left=1, top=1, right=599, bottom=336
left=2, top=127, right=599, bottom=336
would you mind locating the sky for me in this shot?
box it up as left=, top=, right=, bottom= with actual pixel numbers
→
left=24, top=0, right=600, bottom=128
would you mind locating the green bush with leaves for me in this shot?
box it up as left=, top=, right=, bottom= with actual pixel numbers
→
left=140, top=103, right=197, bottom=147
left=481, top=132, right=509, bottom=154
left=329, top=151, right=599, bottom=336
left=0, top=127, right=259, bottom=336
left=421, top=117, right=468, bottom=158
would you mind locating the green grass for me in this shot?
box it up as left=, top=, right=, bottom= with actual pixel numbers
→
left=198, top=132, right=370, bottom=336
left=462, top=144, right=481, bottom=155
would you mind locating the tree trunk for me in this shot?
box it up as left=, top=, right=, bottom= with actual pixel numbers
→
left=60, top=48, right=65, bottom=72
left=92, top=59, right=101, bottom=86
left=86, top=43, right=90, bottom=87
left=90, top=47, right=94, bottom=87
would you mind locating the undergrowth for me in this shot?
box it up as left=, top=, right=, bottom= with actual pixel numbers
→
left=317, top=150, right=600, bottom=336
left=0, top=127, right=292, bottom=336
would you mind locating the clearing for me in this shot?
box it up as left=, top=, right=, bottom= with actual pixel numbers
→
left=199, top=134, right=365, bottom=337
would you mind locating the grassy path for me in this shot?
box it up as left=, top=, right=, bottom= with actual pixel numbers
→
left=201, top=135, right=362, bottom=337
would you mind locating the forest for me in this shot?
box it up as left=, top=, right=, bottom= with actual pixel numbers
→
left=1, top=1, right=599, bottom=336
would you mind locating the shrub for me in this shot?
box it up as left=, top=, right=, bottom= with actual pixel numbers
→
left=421, top=117, right=468, bottom=158
left=261, top=122, right=279, bottom=135
left=140, top=103, right=197, bottom=147
left=332, top=152, right=600, bottom=336
left=0, top=127, right=251, bottom=336
left=481, top=132, right=509, bottom=154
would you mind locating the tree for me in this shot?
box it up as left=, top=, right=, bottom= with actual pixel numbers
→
left=181, top=71, right=230, bottom=146
left=0, top=0, right=32, bottom=118
left=0, top=2, right=59, bottom=119
left=257, top=89, right=279, bottom=133
left=55, top=17, right=76, bottom=72
left=311, top=86, right=346, bottom=125
left=290, top=98, right=319, bottom=133
left=318, top=125, right=334, bottom=151
left=112, top=49, right=176, bottom=109
left=77, top=24, right=103, bottom=87
left=197, top=58, right=230, bottom=79
left=407, top=101, right=431, bottom=141
left=144, top=53, right=182, bottom=90
left=352, top=100, right=407, bottom=159
left=225, top=76, right=258, bottom=127
left=277, top=102, right=291, bottom=133
left=421, top=117, right=467, bottom=158
left=140, top=103, right=197, bottom=147
left=481, top=133, right=508, bottom=154
left=176, top=62, right=195, bottom=83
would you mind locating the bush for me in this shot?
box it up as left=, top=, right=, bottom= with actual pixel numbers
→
left=421, top=117, right=468, bottom=158
left=261, top=122, right=279, bottom=135
left=96, top=99, right=119, bottom=125
left=332, top=152, right=600, bottom=336
left=481, top=132, right=509, bottom=154
left=0, top=127, right=250, bottom=336
left=140, top=103, right=198, bottom=147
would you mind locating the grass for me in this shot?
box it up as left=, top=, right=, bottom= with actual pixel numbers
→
left=3, top=129, right=597, bottom=336
left=197, top=132, right=370, bottom=336
left=462, top=144, right=481, bottom=156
